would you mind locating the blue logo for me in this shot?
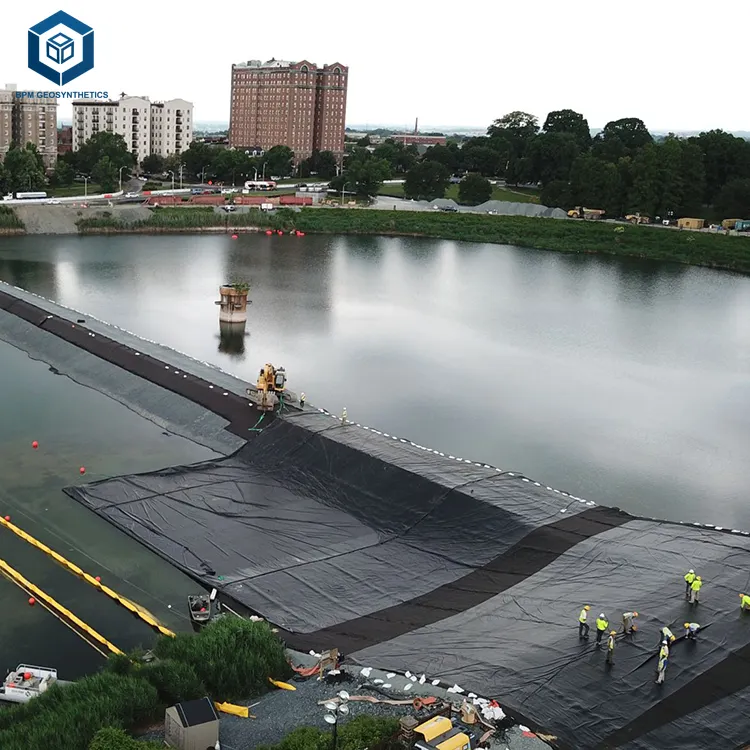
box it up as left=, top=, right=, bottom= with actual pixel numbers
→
left=28, top=11, right=94, bottom=86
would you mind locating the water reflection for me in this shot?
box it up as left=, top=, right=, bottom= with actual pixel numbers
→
left=0, top=258, right=58, bottom=299
left=218, top=319, right=248, bottom=359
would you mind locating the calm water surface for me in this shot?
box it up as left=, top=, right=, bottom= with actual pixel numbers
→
left=1, top=233, right=749, bottom=536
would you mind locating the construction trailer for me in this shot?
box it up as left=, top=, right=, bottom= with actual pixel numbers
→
left=165, top=697, right=219, bottom=750
left=677, top=217, right=705, bottom=230
left=735, top=219, right=750, bottom=232
left=722, top=218, right=742, bottom=230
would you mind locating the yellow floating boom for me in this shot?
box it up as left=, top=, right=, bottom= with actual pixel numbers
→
left=0, top=516, right=175, bottom=638
left=0, top=557, right=123, bottom=655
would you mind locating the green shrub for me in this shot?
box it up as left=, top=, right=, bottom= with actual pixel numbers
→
left=0, top=672, right=160, bottom=750
left=139, top=659, right=205, bottom=706
left=255, top=716, right=401, bottom=750
left=153, top=616, right=292, bottom=702
left=0, top=205, right=23, bottom=229
left=88, top=726, right=163, bottom=750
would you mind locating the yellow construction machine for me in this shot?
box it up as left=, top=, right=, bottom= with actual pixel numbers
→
left=414, top=716, right=472, bottom=750
left=253, top=363, right=287, bottom=411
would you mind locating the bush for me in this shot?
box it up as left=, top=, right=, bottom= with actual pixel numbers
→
left=139, top=659, right=206, bottom=706
left=153, top=616, right=292, bottom=702
left=0, top=672, right=160, bottom=750
left=255, top=716, right=401, bottom=750
left=88, top=727, right=163, bottom=750
left=0, top=205, right=23, bottom=229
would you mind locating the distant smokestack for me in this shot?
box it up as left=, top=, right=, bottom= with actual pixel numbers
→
left=414, top=117, right=418, bottom=135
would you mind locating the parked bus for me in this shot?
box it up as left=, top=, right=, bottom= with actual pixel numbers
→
left=244, top=181, right=277, bottom=191
left=15, top=192, right=48, bottom=200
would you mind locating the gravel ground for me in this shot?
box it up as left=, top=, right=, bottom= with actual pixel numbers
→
left=138, top=650, right=553, bottom=750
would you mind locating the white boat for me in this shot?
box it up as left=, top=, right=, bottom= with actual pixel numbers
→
left=0, top=664, right=63, bottom=703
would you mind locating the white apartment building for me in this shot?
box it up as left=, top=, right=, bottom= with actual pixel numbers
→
left=73, top=95, right=193, bottom=165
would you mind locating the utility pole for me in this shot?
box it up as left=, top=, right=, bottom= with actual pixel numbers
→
left=179, top=163, right=184, bottom=189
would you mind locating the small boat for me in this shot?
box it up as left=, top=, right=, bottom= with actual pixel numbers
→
left=188, top=593, right=212, bottom=624
left=0, top=664, right=65, bottom=703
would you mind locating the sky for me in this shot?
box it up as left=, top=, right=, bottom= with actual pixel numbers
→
left=2, top=0, right=748, bottom=132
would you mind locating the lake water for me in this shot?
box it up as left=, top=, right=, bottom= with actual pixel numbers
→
left=0, top=232, right=749, bottom=674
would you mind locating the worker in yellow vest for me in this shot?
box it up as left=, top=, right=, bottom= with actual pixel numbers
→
left=660, top=625, right=676, bottom=644
left=579, top=605, right=591, bottom=639
left=606, top=631, right=617, bottom=665
left=622, top=611, right=638, bottom=634
left=656, top=641, right=669, bottom=684
left=596, top=613, right=609, bottom=645
left=740, top=593, right=750, bottom=611
left=684, top=569, right=696, bottom=599
left=689, top=576, right=702, bottom=604
left=684, top=622, right=700, bottom=639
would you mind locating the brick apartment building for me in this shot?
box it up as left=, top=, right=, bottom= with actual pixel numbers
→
left=58, top=125, right=72, bottom=155
left=392, top=133, right=447, bottom=147
left=229, top=58, right=348, bottom=163
left=0, top=83, right=58, bottom=168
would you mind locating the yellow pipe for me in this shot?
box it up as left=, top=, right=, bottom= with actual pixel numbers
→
left=0, top=558, right=123, bottom=655
left=0, top=516, right=175, bottom=638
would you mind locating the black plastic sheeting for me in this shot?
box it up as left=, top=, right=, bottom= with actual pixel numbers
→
left=5, top=285, right=750, bottom=749
left=65, top=416, right=750, bottom=750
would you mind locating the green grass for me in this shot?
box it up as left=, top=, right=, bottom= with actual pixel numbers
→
left=256, top=716, right=400, bottom=750
left=0, top=617, right=291, bottom=750
left=377, top=182, right=541, bottom=204
left=0, top=205, right=23, bottom=229
left=75, top=206, right=750, bottom=275
left=49, top=183, right=105, bottom=197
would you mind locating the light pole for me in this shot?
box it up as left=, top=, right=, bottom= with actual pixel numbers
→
left=83, top=176, right=89, bottom=197
left=323, top=691, right=350, bottom=750
left=167, top=170, right=175, bottom=190
left=200, top=167, right=208, bottom=184
left=179, top=163, right=185, bottom=189
left=340, top=182, right=353, bottom=206
left=119, top=166, right=126, bottom=191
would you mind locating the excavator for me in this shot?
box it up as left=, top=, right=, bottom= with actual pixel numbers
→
left=253, top=363, right=287, bottom=411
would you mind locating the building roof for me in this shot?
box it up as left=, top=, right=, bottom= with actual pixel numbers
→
left=173, top=697, right=219, bottom=727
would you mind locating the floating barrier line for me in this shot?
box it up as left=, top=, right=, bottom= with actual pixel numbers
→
left=0, top=565, right=109, bottom=659
left=0, top=557, right=123, bottom=655
left=0, top=517, right=175, bottom=639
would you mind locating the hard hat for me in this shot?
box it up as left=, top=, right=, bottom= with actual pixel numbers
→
left=697, top=576, right=702, bottom=580
left=661, top=640, right=668, bottom=645
left=740, top=594, right=745, bottom=598
left=600, top=613, right=606, bottom=618
left=633, top=612, right=639, bottom=617
left=584, top=605, right=590, bottom=610
left=610, top=630, right=616, bottom=635
left=689, top=569, right=694, bottom=574
left=684, top=623, right=690, bottom=628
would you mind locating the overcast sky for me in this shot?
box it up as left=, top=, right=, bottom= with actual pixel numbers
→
left=3, top=0, right=748, bottom=132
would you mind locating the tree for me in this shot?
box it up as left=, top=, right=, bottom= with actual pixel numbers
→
left=568, top=155, right=624, bottom=215
left=688, top=130, right=750, bottom=205
left=211, top=148, right=254, bottom=184
left=0, top=161, right=8, bottom=194
left=372, top=140, right=417, bottom=173
left=543, top=109, right=591, bottom=150
left=526, top=132, right=581, bottom=185
left=342, top=157, right=391, bottom=198
left=715, top=178, right=750, bottom=219
left=540, top=179, right=573, bottom=209
left=458, top=174, right=492, bottom=205
left=461, top=145, right=502, bottom=177
left=50, top=159, right=75, bottom=187
left=91, top=156, right=118, bottom=191
left=298, top=149, right=339, bottom=179
left=592, top=118, right=653, bottom=163
left=263, top=145, right=294, bottom=177
left=487, top=111, right=539, bottom=141
left=403, top=160, right=450, bottom=201
left=2, top=144, right=46, bottom=192
left=422, top=143, right=461, bottom=172
left=141, top=154, right=164, bottom=174
left=181, top=141, right=214, bottom=179
left=76, top=132, right=134, bottom=176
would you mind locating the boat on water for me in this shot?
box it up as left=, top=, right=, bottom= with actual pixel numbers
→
left=0, top=664, right=66, bottom=703
left=188, top=593, right=212, bottom=624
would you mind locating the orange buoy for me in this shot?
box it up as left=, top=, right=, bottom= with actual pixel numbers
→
left=299, top=232, right=305, bottom=236
left=28, top=598, right=35, bottom=606
left=265, top=229, right=273, bottom=235
left=231, top=234, right=238, bottom=240
left=277, top=230, right=283, bottom=235
left=95, top=576, right=101, bottom=582
left=32, top=441, right=39, bottom=449
left=79, top=467, right=86, bottom=475
left=3, top=516, right=10, bottom=521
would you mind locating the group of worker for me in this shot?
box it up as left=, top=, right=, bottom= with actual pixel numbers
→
left=575, top=568, right=750, bottom=684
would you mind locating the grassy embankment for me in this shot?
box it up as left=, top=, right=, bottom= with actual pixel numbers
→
left=49, top=183, right=104, bottom=197
left=377, top=182, right=541, bottom=203
left=0, top=205, right=24, bottom=233
left=76, top=206, right=750, bottom=274
left=0, top=617, right=292, bottom=750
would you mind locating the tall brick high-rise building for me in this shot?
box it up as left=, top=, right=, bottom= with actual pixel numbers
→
left=229, top=58, right=348, bottom=163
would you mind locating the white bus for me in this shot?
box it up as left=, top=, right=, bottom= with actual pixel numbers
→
left=13, top=192, right=48, bottom=200
left=244, top=181, right=277, bottom=191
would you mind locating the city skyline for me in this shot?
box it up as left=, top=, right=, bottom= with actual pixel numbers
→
left=2, top=1, right=749, bottom=134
